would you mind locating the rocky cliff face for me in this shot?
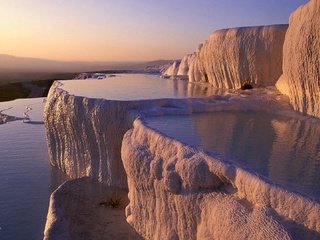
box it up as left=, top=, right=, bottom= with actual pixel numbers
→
left=44, top=80, right=292, bottom=189
left=163, top=60, right=181, bottom=76
left=45, top=79, right=320, bottom=238
left=188, top=25, right=288, bottom=89
left=44, top=80, right=217, bottom=189
left=122, top=119, right=320, bottom=239
left=176, top=54, right=193, bottom=76
left=44, top=83, right=133, bottom=188
left=276, top=0, right=320, bottom=118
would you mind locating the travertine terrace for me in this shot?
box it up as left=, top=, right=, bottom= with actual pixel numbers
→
left=165, top=25, right=288, bottom=89
left=122, top=119, right=320, bottom=240
left=44, top=0, right=320, bottom=239
left=44, top=81, right=320, bottom=238
left=276, top=0, right=320, bottom=117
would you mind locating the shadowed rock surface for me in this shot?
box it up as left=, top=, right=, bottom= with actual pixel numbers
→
left=44, top=177, right=142, bottom=240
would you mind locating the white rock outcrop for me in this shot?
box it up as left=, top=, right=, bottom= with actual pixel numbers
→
left=188, top=25, right=288, bottom=89
left=122, top=119, right=320, bottom=240
left=44, top=80, right=293, bottom=190
left=163, top=60, right=181, bottom=77
left=44, top=83, right=134, bottom=188
left=45, top=78, right=320, bottom=239
left=188, top=45, right=203, bottom=83
left=176, top=54, right=193, bottom=76
left=276, top=0, right=320, bottom=118
left=44, top=80, right=216, bottom=189
left=162, top=54, right=194, bottom=78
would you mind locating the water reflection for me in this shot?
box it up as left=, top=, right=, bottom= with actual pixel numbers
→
left=0, top=98, right=66, bottom=240
left=146, top=112, right=320, bottom=200
left=269, top=119, right=320, bottom=195
left=168, top=78, right=220, bottom=98
left=61, top=74, right=219, bottom=100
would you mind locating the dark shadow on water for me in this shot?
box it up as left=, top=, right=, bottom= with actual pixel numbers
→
left=23, top=121, right=44, bottom=125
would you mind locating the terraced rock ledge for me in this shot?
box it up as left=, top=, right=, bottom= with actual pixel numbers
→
left=43, top=1, right=320, bottom=238
left=44, top=79, right=320, bottom=239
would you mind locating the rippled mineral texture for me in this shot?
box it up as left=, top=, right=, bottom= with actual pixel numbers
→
left=276, top=0, right=320, bottom=118
left=121, top=120, right=320, bottom=240
left=188, top=25, right=288, bottom=89
left=163, top=60, right=180, bottom=77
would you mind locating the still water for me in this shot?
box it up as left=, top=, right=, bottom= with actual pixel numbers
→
left=0, top=98, right=66, bottom=240
left=61, top=74, right=218, bottom=100
left=146, top=111, right=320, bottom=201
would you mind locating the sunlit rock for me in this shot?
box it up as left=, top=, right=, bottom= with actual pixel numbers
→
left=188, top=49, right=202, bottom=83
left=276, top=0, right=320, bottom=118
left=163, top=60, right=181, bottom=77
left=44, top=84, right=133, bottom=188
left=122, top=119, right=320, bottom=239
left=44, top=77, right=216, bottom=189
left=44, top=78, right=291, bottom=190
left=44, top=75, right=320, bottom=239
left=188, top=25, right=288, bottom=89
left=177, top=54, right=193, bottom=76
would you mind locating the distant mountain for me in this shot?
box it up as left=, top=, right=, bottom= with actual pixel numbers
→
left=0, top=54, right=172, bottom=73
left=0, top=54, right=173, bottom=83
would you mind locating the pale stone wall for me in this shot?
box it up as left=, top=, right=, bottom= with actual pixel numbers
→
left=276, top=0, right=320, bottom=118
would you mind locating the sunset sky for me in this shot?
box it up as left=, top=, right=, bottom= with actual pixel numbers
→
left=0, top=0, right=307, bottom=62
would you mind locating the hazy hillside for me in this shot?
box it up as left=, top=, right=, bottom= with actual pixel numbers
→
left=0, top=55, right=174, bottom=101
left=0, top=54, right=172, bottom=84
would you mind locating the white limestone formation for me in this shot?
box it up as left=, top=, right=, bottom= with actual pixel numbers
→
left=44, top=80, right=294, bottom=189
left=276, top=0, right=320, bottom=118
left=44, top=80, right=217, bottom=189
left=188, top=45, right=203, bottom=83
left=121, top=119, right=320, bottom=240
left=162, top=54, right=196, bottom=78
left=177, top=54, right=193, bottom=76
left=45, top=77, right=320, bottom=239
left=188, top=25, right=288, bottom=89
left=163, top=60, right=181, bottom=77
left=44, top=82, right=134, bottom=188
left=44, top=81, right=191, bottom=189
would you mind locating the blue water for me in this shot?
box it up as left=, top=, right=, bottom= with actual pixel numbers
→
left=146, top=111, right=320, bottom=201
left=0, top=98, right=66, bottom=240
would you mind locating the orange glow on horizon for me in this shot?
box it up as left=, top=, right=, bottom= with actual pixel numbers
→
left=0, top=0, right=304, bottom=62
